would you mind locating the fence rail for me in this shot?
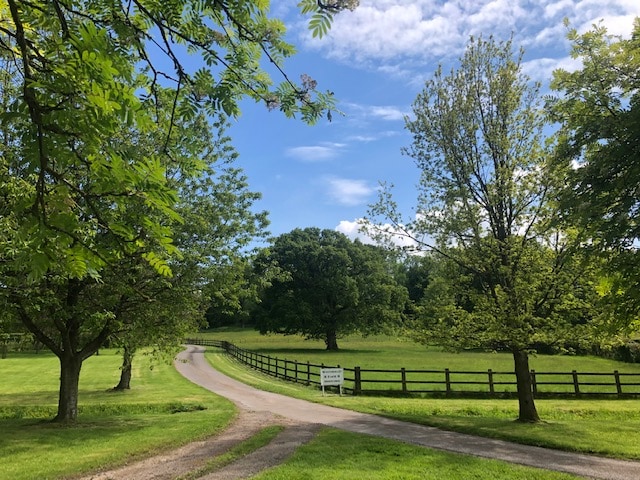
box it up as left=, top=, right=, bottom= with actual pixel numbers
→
left=185, top=338, right=640, bottom=398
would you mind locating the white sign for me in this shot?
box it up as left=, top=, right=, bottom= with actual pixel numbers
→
left=320, top=368, right=344, bottom=396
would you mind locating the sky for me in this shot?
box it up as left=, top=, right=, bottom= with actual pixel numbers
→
left=226, top=1, right=640, bottom=244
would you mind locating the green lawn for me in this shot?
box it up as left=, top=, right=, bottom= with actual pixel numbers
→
left=194, top=329, right=640, bottom=396
left=199, top=329, right=640, bottom=460
left=2, top=335, right=637, bottom=480
left=252, top=429, right=579, bottom=480
left=0, top=350, right=237, bottom=480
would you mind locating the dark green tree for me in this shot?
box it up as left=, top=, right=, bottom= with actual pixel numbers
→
left=548, top=18, right=640, bottom=328
left=254, top=228, right=408, bottom=350
left=367, top=36, right=595, bottom=422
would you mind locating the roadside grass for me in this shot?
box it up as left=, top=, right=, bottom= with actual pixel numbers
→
left=200, top=330, right=640, bottom=460
left=252, top=428, right=580, bottom=480
left=176, top=425, right=285, bottom=480
left=0, top=350, right=237, bottom=480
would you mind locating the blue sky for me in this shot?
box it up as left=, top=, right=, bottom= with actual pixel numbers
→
left=227, top=1, right=640, bottom=243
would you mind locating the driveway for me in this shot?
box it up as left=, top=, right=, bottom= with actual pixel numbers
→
left=175, top=344, right=640, bottom=480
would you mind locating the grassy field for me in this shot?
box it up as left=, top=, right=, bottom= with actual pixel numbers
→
left=2, top=333, right=638, bottom=479
left=0, top=349, right=237, bottom=480
left=194, top=329, right=640, bottom=395
left=199, top=328, right=640, bottom=460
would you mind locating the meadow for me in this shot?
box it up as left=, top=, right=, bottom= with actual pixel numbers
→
left=200, top=328, right=640, bottom=460
left=1, top=332, right=638, bottom=479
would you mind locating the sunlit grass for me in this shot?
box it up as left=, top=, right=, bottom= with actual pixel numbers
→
left=0, top=349, right=236, bottom=480
left=253, top=429, right=580, bottom=480
left=202, top=331, right=640, bottom=460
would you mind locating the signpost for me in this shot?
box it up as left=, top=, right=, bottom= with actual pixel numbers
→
left=320, top=367, right=344, bottom=396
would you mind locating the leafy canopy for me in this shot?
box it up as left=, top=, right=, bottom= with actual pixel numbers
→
left=548, top=18, right=640, bottom=323
left=253, top=228, right=407, bottom=350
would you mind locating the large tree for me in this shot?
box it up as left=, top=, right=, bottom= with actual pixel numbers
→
left=253, top=228, right=407, bottom=350
left=367, top=36, right=594, bottom=422
left=0, top=1, right=354, bottom=422
left=548, top=19, right=640, bottom=328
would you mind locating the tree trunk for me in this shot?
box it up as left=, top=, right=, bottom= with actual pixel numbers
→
left=113, top=345, right=134, bottom=390
left=325, top=330, right=339, bottom=351
left=54, top=353, right=83, bottom=423
left=512, top=349, right=540, bottom=423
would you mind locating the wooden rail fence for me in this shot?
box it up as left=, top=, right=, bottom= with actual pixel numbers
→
left=186, top=338, right=640, bottom=398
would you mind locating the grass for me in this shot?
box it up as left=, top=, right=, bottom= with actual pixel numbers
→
left=199, top=329, right=640, bottom=460
left=176, top=425, right=285, bottom=480
left=194, top=330, right=640, bottom=396
left=252, top=429, right=580, bottom=480
left=2, top=334, right=638, bottom=480
left=0, top=349, right=237, bottom=480
left=196, top=328, right=640, bottom=375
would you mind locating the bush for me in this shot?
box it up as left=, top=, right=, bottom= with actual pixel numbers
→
left=612, top=340, right=640, bottom=364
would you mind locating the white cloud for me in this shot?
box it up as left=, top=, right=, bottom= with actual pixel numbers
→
left=285, top=143, right=346, bottom=162
left=335, top=219, right=378, bottom=244
left=346, top=130, right=402, bottom=143
left=369, top=106, right=407, bottom=121
left=346, top=134, right=377, bottom=142
left=344, top=102, right=409, bottom=122
left=521, top=56, right=582, bottom=83
left=325, top=178, right=375, bottom=206
left=336, top=218, right=422, bottom=251
left=294, top=1, right=640, bottom=74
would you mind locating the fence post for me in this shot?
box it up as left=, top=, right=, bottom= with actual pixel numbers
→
left=614, top=370, right=622, bottom=396
left=445, top=368, right=451, bottom=395
left=354, top=366, right=361, bottom=395
left=307, top=361, right=311, bottom=385
left=572, top=370, right=580, bottom=395
left=401, top=368, right=407, bottom=394
left=488, top=369, right=494, bottom=395
left=530, top=369, right=537, bottom=395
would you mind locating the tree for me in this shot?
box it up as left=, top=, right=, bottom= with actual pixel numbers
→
left=548, top=19, right=640, bottom=327
left=0, top=1, right=352, bottom=422
left=253, top=228, right=407, bottom=350
left=366, top=36, right=594, bottom=422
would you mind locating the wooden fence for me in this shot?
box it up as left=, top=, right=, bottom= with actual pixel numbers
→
left=185, top=338, right=640, bottom=398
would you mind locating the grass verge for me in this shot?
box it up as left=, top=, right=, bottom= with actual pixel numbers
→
left=176, top=425, right=284, bottom=480
left=252, top=428, right=580, bottom=480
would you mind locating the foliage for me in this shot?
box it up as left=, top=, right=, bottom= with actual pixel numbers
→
left=253, top=228, right=408, bottom=350
left=0, top=0, right=348, bottom=421
left=547, top=18, right=640, bottom=327
left=298, top=0, right=359, bottom=39
left=366, top=35, right=599, bottom=422
left=0, top=0, right=338, bottom=283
